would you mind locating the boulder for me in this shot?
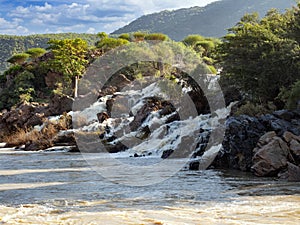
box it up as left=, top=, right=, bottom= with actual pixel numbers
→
left=251, top=134, right=289, bottom=177
left=278, top=162, right=300, bottom=182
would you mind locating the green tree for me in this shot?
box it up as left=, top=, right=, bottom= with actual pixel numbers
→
left=182, top=35, right=205, bottom=47
left=47, top=38, right=88, bottom=98
left=96, top=37, right=129, bottom=52
left=218, top=11, right=300, bottom=104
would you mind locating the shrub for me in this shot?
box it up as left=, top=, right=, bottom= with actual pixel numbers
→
left=278, top=80, right=300, bottom=109
left=26, top=48, right=46, bottom=59
left=118, top=33, right=131, bottom=41
left=144, top=33, right=169, bottom=41
left=7, top=53, right=30, bottom=65
left=234, top=101, right=275, bottom=116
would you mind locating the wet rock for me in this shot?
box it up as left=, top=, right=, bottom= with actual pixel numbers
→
left=135, top=126, right=151, bottom=140
left=278, top=162, right=300, bottom=181
left=161, top=149, right=174, bottom=159
left=129, top=97, right=171, bottom=131
left=189, top=160, right=200, bottom=170
left=52, top=131, right=76, bottom=146
left=25, top=140, right=51, bottom=151
left=97, top=112, right=109, bottom=123
left=251, top=134, right=289, bottom=177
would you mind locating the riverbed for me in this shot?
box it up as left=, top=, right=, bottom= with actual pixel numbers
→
left=0, top=148, right=299, bottom=224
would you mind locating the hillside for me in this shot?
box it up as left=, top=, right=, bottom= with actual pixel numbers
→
left=112, top=0, right=296, bottom=40
left=0, top=33, right=98, bottom=73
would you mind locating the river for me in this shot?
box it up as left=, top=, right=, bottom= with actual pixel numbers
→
left=0, top=148, right=300, bottom=224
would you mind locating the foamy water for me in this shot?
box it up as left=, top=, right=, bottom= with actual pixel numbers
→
left=0, top=150, right=299, bottom=224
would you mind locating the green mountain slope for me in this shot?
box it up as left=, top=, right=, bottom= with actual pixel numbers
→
left=112, top=0, right=296, bottom=40
left=0, top=33, right=98, bottom=73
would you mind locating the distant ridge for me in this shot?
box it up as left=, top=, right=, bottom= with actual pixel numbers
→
left=112, top=0, right=296, bottom=40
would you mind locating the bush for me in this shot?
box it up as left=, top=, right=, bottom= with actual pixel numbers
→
left=278, top=80, right=300, bottom=109
left=234, top=101, right=275, bottom=116
left=26, top=48, right=46, bottom=59
left=144, top=33, right=169, bottom=41
left=7, top=53, right=30, bottom=65
left=118, top=33, right=131, bottom=41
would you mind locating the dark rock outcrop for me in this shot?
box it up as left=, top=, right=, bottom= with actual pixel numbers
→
left=211, top=110, right=300, bottom=172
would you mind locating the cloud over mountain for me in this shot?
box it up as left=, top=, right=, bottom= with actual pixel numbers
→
left=0, top=0, right=216, bottom=35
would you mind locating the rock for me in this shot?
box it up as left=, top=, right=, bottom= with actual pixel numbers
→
left=251, top=136, right=289, bottom=177
left=273, top=110, right=294, bottom=121
left=290, top=139, right=300, bottom=158
left=135, top=126, right=151, bottom=140
left=189, top=160, right=200, bottom=170
left=212, top=115, right=266, bottom=171
left=97, top=112, right=109, bottom=123
left=25, top=140, right=51, bottom=151
left=278, top=162, right=300, bottom=181
left=256, top=131, right=276, bottom=148
left=129, top=97, right=169, bottom=131
left=0, top=102, right=48, bottom=138
left=283, top=131, right=300, bottom=143
left=104, top=74, right=131, bottom=91
left=161, top=149, right=174, bottom=159
left=48, top=95, right=74, bottom=115
left=52, top=131, right=76, bottom=146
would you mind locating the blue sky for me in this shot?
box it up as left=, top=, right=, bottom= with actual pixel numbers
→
left=0, top=0, right=218, bottom=35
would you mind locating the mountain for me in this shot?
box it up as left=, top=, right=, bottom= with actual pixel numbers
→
left=112, top=0, right=296, bottom=40
left=0, top=33, right=98, bottom=73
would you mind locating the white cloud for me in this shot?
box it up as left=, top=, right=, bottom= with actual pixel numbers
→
left=35, top=2, right=52, bottom=11
left=87, top=27, right=96, bottom=33
left=0, top=17, right=29, bottom=34
left=2, top=0, right=217, bottom=34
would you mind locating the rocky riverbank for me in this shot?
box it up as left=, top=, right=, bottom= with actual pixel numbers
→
left=0, top=89, right=299, bottom=181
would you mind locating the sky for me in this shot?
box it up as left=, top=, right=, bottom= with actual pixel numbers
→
left=0, top=0, right=218, bottom=35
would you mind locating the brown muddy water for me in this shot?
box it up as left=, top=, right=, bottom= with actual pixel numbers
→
left=0, top=149, right=299, bottom=224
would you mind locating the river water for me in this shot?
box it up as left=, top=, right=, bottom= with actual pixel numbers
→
left=0, top=148, right=300, bottom=224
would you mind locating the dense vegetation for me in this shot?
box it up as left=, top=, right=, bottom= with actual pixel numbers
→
left=0, top=33, right=98, bottom=72
left=218, top=7, right=300, bottom=111
left=113, top=0, right=295, bottom=40
left=0, top=2, right=299, bottom=114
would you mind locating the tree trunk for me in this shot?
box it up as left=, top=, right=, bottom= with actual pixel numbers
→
left=74, top=75, right=79, bottom=98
